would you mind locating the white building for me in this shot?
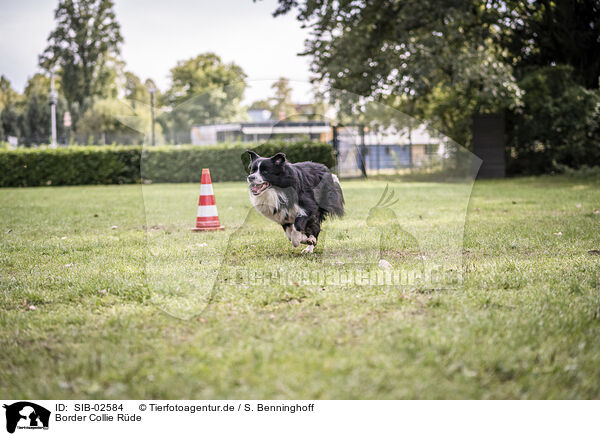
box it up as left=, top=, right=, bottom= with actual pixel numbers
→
left=190, top=121, right=332, bottom=145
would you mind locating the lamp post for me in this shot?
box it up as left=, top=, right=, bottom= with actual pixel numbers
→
left=146, top=83, right=156, bottom=146
left=49, top=72, right=58, bottom=148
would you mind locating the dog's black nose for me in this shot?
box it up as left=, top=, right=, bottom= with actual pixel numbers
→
left=247, top=174, right=256, bottom=183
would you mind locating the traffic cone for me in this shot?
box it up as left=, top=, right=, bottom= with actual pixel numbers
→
left=191, top=168, right=225, bottom=231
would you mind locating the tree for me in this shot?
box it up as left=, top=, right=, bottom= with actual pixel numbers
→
left=499, top=0, right=600, bottom=173
left=272, top=0, right=519, bottom=142
left=22, top=74, right=67, bottom=145
left=249, top=99, right=272, bottom=111
left=506, top=66, right=600, bottom=174
left=271, top=77, right=295, bottom=120
left=124, top=71, right=151, bottom=109
left=272, top=0, right=600, bottom=173
left=251, top=79, right=327, bottom=121
left=39, top=0, right=123, bottom=113
left=0, top=76, right=20, bottom=113
left=0, top=74, right=69, bottom=146
left=308, top=84, right=330, bottom=120
left=0, top=76, right=24, bottom=142
left=75, top=73, right=162, bottom=145
left=502, top=0, right=600, bottom=90
left=76, top=98, right=156, bottom=145
left=162, top=53, right=246, bottom=142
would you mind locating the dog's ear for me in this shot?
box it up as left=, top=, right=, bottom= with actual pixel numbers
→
left=246, top=150, right=260, bottom=162
left=271, top=152, right=286, bottom=166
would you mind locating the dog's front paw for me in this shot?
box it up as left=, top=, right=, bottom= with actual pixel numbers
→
left=301, top=245, right=314, bottom=254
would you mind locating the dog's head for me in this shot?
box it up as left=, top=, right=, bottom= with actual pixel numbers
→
left=245, top=150, right=292, bottom=195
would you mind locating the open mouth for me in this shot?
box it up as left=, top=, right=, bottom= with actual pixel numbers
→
left=249, top=182, right=270, bottom=195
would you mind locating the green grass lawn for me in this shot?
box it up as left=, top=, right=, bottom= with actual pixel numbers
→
left=1, top=175, right=599, bottom=399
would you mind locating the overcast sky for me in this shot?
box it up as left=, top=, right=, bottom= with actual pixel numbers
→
left=0, top=0, right=313, bottom=103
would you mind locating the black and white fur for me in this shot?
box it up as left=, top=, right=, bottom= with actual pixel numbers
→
left=246, top=151, right=344, bottom=253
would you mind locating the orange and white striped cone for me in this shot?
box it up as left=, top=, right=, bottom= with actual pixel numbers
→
left=191, top=168, right=225, bottom=231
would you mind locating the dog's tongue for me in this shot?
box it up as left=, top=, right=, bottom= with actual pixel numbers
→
left=251, top=183, right=263, bottom=194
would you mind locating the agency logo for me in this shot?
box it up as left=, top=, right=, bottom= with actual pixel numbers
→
left=3, top=402, right=50, bottom=434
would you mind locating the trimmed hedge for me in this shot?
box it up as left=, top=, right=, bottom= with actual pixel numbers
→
left=0, top=141, right=335, bottom=187
left=0, top=146, right=141, bottom=187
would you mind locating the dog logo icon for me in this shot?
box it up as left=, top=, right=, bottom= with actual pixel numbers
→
left=3, top=402, right=50, bottom=434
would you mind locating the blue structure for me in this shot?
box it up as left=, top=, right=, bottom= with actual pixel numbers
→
left=360, top=144, right=412, bottom=170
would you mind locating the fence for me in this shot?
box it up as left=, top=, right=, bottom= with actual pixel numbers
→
left=332, top=125, right=445, bottom=178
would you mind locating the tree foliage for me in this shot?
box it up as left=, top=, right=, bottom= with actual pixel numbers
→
left=507, top=66, right=600, bottom=174
left=0, top=74, right=68, bottom=146
left=502, top=0, right=600, bottom=89
left=274, top=0, right=520, bottom=143
left=249, top=99, right=272, bottom=111
left=249, top=79, right=331, bottom=121
left=0, top=76, right=22, bottom=140
left=0, top=76, right=20, bottom=113
left=270, top=77, right=295, bottom=120
left=124, top=71, right=151, bottom=109
left=273, top=0, right=600, bottom=172
left=23, top=74, right=68, bottom=146
left=161, top=53, right=247, bottom=142
left=39, top=0, right=123, bottom=112
left=76, top=98, right=154, bottom=145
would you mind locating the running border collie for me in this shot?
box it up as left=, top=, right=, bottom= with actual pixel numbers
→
left=246, top=150, right=344, bottom=253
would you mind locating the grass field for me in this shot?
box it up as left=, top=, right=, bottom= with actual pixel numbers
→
left=1, top=175, right=600, bottom=399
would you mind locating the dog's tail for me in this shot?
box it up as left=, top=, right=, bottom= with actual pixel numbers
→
left=315, top=172, right=345, bottom=218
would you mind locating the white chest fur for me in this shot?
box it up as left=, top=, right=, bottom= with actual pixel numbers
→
left=249, top=188, right=305, bottom=225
